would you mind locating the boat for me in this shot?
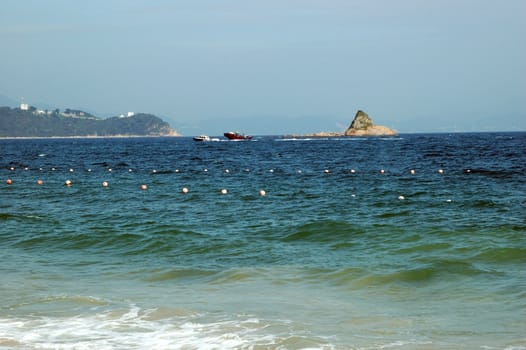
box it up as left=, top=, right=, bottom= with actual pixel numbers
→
left=223, top=131, right=253, bottom=140
left=193, top=135, right=211, bottom=142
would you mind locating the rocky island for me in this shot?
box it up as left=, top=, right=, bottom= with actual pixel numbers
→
left=0, top=105, right=180, bottom=137
left=306, top=110, right=397, bottom=137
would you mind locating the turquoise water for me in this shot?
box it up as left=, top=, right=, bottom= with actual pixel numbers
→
left=1, top=133, right=525, bottom=349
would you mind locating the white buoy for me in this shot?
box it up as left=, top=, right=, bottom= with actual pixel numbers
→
left=380, top=169, right=385, bottom=174
left=324, top=169, right=330, bottom=174
left=69, top=168, right=74, bottom=173
left=108, top=168, right=112, bottom=172
left=102, top=181, right=109, bottom=187
left=297, top=170, right=302, bottom=174
left=181, top=187, right=189, bottom=194
left=24, top=167, right=29, bottom=171
left=446, top=199, right=452, bottom=203
left=88, top=168, right=92, bottom=172
left=221, top=189, right=228, bottom=195
left=350, top=169, right=356, bottom=174
left=204, top=168, right=208, bottom=172
left=438, top=169, right=444, bottom=174
left=129, top=169, right=133, bottom=172
left=410, top=169, right=415, bottom=175
left=141, top=184, right=148, bottom=190
left=259, top=190, right=266, bottom=196
left=225, top=169, right=230, bottom=173
left=65, top=180, right=72, bottom=186
left=152, top=169, right=157, bottom=173
left=269, top=169, right=274, bottom=173
left=398, top=195, right=405, bottom=200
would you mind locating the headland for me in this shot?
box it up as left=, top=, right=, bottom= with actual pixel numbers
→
left=0, top=105, right=180, bottom=137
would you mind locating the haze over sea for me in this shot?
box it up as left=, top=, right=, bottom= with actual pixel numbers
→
left=1, top=133, right=525, bottom=350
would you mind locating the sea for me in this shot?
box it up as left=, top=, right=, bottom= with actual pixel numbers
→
left=0, top=133, right=525, bottom=350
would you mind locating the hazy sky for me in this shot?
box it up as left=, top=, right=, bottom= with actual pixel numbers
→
left=1, top=0, right=525, bottom=135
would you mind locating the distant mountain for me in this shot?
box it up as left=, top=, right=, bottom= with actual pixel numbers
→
left=0, top=106, right=180, bottom=137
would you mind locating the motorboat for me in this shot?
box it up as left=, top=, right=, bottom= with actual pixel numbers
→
left=193, top=135, right=211, bottom=142
left=223, top=131, right=253, bottom=140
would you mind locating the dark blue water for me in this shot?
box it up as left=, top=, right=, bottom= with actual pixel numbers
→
left=1, top=133, right=525, bottom=349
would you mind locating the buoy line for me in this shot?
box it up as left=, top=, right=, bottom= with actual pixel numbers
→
left=2, top=173, right=471, bottom=204
left=1, top=162, right=500, bottom=209
left=2, top=165, right=457, bottom=195
left=3, top=163, right=455, bottom=177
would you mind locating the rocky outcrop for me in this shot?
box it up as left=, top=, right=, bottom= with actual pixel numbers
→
left=344, top=110, right=397, bottom=136
left=304, top=110, right=397, bottom=137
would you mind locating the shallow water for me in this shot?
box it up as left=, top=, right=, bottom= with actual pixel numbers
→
left=1, top=133, right=525, bottom=349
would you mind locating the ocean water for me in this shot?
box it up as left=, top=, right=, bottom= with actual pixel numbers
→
left=0, top=133, right=525, bottom=350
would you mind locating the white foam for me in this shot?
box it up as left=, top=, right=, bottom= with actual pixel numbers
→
left=0, top=305, right=337, bottom=350
left=276, top=138, right=314, bottom=141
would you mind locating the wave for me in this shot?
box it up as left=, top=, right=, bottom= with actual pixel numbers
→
left=138, top=261, right=503, bottom=290
left=338, top=258, right=497, bottom=289
left=6, top=295, right=109, bottom=316
left=0, top=212, right=55, bottom=223
left=395, top=242, right=452, bottom=254
left=473, top=247, right=526, bottom=264
left=144, top=268, right=217, bottom=282
left=463, top=168, right=525, bottom=179
left=376, top=210, right=412, bottom=219
left=209, top=268, right=268, bottom=284
left=354, top=266, right=437, bottom=286
left=351, top=264, right=483, bottom=288
left=280, top=220, right=363, bottom=243
left=12, top=228, right=209, bottom=256
left=472, top=199, right=499, bottom=208
left=0, top=304, right=338, bottom=350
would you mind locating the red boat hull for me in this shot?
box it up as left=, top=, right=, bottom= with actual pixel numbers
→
left=224, top=132, right=253, bottom=140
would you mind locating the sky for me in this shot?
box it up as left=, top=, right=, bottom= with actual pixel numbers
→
left=1, top=0, right=525, bottom=135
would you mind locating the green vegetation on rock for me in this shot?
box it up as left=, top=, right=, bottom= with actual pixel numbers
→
left=0, top=107, right=180, bottom=137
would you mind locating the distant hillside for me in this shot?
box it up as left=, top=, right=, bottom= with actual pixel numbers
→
left=0, top=107, right=180, bottom=137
